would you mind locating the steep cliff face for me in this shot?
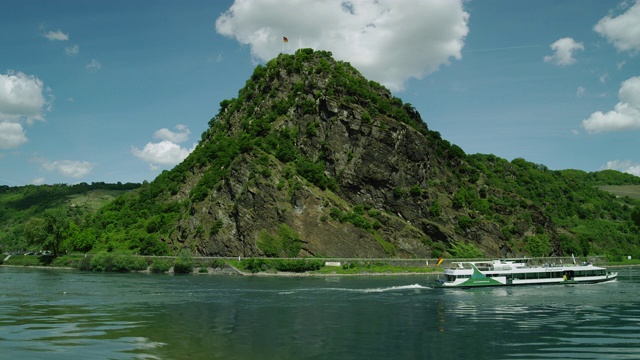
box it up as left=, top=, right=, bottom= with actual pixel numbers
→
left=160, top=49, right=559, bottom=258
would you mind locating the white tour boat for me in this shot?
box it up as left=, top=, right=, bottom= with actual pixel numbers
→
left=435, top=258, right=617, bottom=288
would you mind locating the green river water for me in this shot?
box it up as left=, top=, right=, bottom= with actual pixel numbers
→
left=1, top=267, right=639, bottom=359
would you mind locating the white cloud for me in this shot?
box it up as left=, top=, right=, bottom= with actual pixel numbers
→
left=131, top=140, right=193, bottom=166
left=577, top=86, right=585, bottom=97
left=154, top=124, right=191, bottom=143
left=216, top=0, right=469, bottom=92
left=594, top=0, right=640, bottom=54
left=86, top=59, right=101, bottom=72
left=601, top=160, right=640, bottom=177
left=32, top=177, right=46, bottom=185
left=65, top=44, right=79, bottom=56
left=132, top=125, right=195, bottom=168
left=44, top=29, right=69, bottom=41
left=0, top=71, right=49, bottom=149
left=543, top=37, right=584, bottom=65
left=42, top=160, right=94, bottom=178
left=0, top=71, right=47, bottom=123
left=582, top=76, right=640, bottom=133
left=0, top=122, right=28, bottom=149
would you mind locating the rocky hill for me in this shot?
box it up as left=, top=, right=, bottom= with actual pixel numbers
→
left=12, top=49, right=638, bottom=260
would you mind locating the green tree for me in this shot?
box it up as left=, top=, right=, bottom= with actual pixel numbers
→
left=631, top=207, right=640, bottom=228
left=43, top=208, right=70, bottom=256
left=23, top=217, right=47, bottom=251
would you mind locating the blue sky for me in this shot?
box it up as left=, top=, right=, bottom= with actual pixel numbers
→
left=1, top=0, right=639, bottom=186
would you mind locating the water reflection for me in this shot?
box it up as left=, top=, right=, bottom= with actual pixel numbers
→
left=0, top=303, right=163, bottom=359
left=1, top=268, right=639, bottom=359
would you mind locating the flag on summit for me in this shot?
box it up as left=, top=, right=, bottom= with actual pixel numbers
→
left=283, top=36, right=288, bottom=43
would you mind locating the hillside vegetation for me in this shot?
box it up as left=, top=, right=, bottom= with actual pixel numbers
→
left=0, top=183, right=139, bottom=254
left=2, top=49, right=640, bottom=261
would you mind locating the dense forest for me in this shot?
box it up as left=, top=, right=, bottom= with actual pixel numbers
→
left=2, top=49, right=640, bottom=261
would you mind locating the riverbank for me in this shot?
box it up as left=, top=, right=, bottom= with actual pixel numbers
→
left=0, top=261, right=441, bottom=276
left=3, top=253, right=638, bottom=276
left=1, top=253, right=443, bottom=276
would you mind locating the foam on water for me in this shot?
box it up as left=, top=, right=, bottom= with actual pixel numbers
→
left=278, top=283, right=431, bottom=295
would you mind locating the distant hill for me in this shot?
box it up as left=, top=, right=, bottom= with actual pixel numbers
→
left=0, top=183, right=140, bottom=252
left=3, top=49, right=640, bottom=260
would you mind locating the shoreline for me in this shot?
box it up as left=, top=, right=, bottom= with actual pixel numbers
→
left=0, top=264, right=439, bottom=276
left=2, top=262, right=637, bottom=277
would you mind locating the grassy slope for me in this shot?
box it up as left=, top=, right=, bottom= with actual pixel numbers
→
left=597, top=185, right=640, bottom=201
left=66, top=189, right=130, bottom=212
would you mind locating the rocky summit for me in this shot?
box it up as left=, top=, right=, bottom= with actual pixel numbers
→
left=75, top=49, right=638, bottom=260
left=130, top=49, right=558, bottom=259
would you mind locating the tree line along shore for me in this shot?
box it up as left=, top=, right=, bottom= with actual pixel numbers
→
left=3, top=252, right=636, bottom=276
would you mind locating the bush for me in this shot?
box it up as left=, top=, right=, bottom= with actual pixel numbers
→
left=76, top=255, right=92, bottom=271
left=240, top=258, right=267, bottom=273
left=239, top=258, right=323, bottom=273
left=257, top=229, right=281, bottom=257
left=173, top=250, right=194, bottom=274
left=90, top=251, right=148, bottom=272
left=90, top=251, right=114, bottom=272
left=50, top=254, right=86, bottom=269
left=271, top=259, right=323, bottom=272
left=150, top=258, right=172, bottom=273
left=524, top=235, right=551, bottom=257
left=208, top=259, right=226, bottom=269
left=113, top=253, right=148, bottom=272
left=429, top=202, right=441, bottom=217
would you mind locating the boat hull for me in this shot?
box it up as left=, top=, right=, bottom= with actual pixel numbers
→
left=435, top=272, right=618, bottom=288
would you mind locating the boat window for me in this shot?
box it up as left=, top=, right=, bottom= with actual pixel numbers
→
left=524, top=272, right=538, bottom=280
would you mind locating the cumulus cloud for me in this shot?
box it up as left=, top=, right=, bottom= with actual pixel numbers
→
left=582, top=76, right=640, bottom=133
left=132, top=141, right=193, bottom=167
left=0, top=71, right=50, bottom=149
left=42, top=160, right=94, bottom=178
left=0, top=71, right=47, bottom=123
left=154, top=124, right=191, bottom=143
left=601, top=160, right=640, bottom=177
left=0, top=122, right=28, bottom=149
left=594, top=0, right=640, bottom=54
left=216, top=0, right=469, bottom=92
left=44, top=29, right=69, bottom=41
left=132, top=125, right=195, bottom=169
left=543, top=37, right=584, bottom=65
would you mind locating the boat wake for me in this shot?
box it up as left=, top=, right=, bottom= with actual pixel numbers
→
left=358, top=284, right=431, bottom=293
left=278, top=284, right=431, bottom=295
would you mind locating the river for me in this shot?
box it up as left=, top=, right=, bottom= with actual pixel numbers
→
left=1, top=267, right=639, bottom=359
